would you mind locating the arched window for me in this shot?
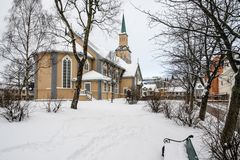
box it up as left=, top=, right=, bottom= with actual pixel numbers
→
left=84, top=60, right=89, bottom=71
left=62, top=56, right=72, bottom=88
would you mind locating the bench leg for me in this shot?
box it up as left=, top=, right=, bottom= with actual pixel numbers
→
left=162, top=146, right=165, bottom=157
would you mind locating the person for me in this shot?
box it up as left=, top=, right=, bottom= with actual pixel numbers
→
left=126, top=89, right=131, bottom=103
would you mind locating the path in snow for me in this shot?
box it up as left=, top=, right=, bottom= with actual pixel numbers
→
left=0, top=99, right=207, bottom=160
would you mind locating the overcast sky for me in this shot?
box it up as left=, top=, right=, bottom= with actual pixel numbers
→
left=0, top=0, right=167, bottom=78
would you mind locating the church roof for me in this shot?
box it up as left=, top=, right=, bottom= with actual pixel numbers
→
left=37, top=37, right=94, bottom=59
left=114, top=56, right=139, bottom=77
left=81, top=70, right=111, bottom=81
left=121, top=14, right=127, bottom=33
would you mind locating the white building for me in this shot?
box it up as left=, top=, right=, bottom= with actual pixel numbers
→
left=142, top=84, right=158, bottom=97
left=219, top=62, right=234, bottom=96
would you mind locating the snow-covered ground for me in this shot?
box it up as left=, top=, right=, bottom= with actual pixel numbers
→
left=0, top=99, right=207, bottom=160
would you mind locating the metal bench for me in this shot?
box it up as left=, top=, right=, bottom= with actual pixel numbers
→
left=162, top=135, right=199, bottom=160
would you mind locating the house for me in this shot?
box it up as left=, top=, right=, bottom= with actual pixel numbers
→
left=35, top=15, right=143, bottom=100
left=219, top=61, right=234, bottom=96
left=142, top=77, right=170, bottom=97
left=209, top=56, right=224, bottom=95
left=142, top=84, right=158, bottom=97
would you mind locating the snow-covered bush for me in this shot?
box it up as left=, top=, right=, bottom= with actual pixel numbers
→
left=203, top=120, right=240, bottom=160
left=0, top=90, right=29, bottom=122
left=45, top=99, right=62, bottom=113
left=172, top=103, right=199, bottom=127
left=162, top=102, right=173, bottom=119
left=147, top=94, right=163, bottom=113
left=0, top=100, right=29, bottom=122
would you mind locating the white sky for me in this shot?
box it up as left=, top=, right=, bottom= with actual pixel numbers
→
left=0, top=0, right=168, bottom=78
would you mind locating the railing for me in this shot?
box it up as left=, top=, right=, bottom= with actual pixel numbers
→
left=85, top=90, right=92, bottom=100
left=79, top=90, right=92, bottom=100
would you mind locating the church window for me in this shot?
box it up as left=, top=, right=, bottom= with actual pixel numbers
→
left=62, top=56, right=72, bottom=88
left=84, top=60, right=90, bottom=71
left=104, top=82, right=107, bottom=92
left=108, top=83, right=111, bottom=92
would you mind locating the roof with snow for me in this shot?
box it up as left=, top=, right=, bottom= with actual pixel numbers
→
left=167, top=87, right=186, bottom=93
left=114, top=57, right=138, bottom=77
left=38, top=33, right=140, bottom=79
left=80, top=70, right=111, bottom=81
left=38, top=38, right=94, bottom=59
left=142, top=84, right=157, bottom=90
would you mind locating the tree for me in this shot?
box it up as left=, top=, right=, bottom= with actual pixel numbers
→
left=54, top=0, right=121, bottom=109
left=106, top=51, right=122, bottom=103
left=145, top=0, right=240, bottom=144
left=0, top=0, right=54, bottom=100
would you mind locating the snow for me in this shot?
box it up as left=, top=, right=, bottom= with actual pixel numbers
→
left=87, top=39, right=110, bottom=58
left=164, top=142, right=188, bottom=160
left=167, top=86, right=186, bottom=92
left=0, top=99, right=206, bottom=160
left=142, top=84, right=157, bottom=90
left=38, top=36, right=94, bottom=59
left=80, top=70, right=111, bottom=81
left=115, top=57, right=138, bottom=77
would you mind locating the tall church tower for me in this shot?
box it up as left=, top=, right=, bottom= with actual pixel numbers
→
left=115, top=14, right=132, bottom=64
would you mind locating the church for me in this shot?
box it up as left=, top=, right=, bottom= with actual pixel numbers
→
left=34, top=15, right=143, bottom=100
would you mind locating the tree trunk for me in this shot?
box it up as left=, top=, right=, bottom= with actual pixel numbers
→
left=111, top=82, right=114, bottom=103
left=185, top=91, right=190, bottom=104
left=71, top=66, right=84, bottom=109
left=198, top=87, right=210, bottom=121
left=221, top=69, right=240, bottom=144
left=189, top=86, right=194, bottom=111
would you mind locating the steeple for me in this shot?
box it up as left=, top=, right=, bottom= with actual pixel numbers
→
left=121, top=14, right=126, bottom=33
left=115, top=14, right=132, bottom=64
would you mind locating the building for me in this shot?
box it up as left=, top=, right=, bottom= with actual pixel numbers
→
left=142, top=84, right=158, bottom=97
left=209, top=56, right=224, bottom=95
left=142, top=77, right=170, bottom=97
left=219, top=61, right=234, bottom=96
left=35, top=15, right=143, bottom=100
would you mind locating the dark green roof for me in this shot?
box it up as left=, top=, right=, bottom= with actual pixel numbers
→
left=121, top=14, right=126, bottom=33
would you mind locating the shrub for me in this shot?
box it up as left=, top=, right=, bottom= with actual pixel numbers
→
left=162, top=102, right=173, bottom=119
left=203, top=120, right=240, bottom=160
left=0, top=90, right=29, bottom=122
left=172, top=103, right=199, bottom=127
left=147, top=93, right=163, bottom=113
left=45, top=99, right=62, bottom=113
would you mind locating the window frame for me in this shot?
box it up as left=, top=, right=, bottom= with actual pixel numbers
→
left=62, top=55, right=72, bottom=88
left=84, top=82, right=91, bottom=93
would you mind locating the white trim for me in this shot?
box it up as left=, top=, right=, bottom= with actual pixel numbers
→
left=62, top=55, right=72, bottom=89
left=84, top=82, right=91, bottom=92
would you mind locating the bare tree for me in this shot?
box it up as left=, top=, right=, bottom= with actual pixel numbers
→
left=0, top=0, right=54, bottom=100
left=54, top=0, right=121, bottom=109
left=186, top=0, right=240, bottom=145
left=143, top=0, right=240, bottom=143
left=105, top=51, right=123, bottom=103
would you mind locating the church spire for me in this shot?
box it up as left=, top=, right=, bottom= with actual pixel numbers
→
left=116, top=14, right=131, bottom=64
left=121, top=14, right=126, bottom=33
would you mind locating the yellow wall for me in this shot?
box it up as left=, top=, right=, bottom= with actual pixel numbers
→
left=36, top=50, right=138, bottom=100
left=119, top=78, right=133, bottom=98
left=119, top=34, right=128, bottom=46
left=36, top=54, right=52, bottom=99
left=36, top=52, right=94, bottom=100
